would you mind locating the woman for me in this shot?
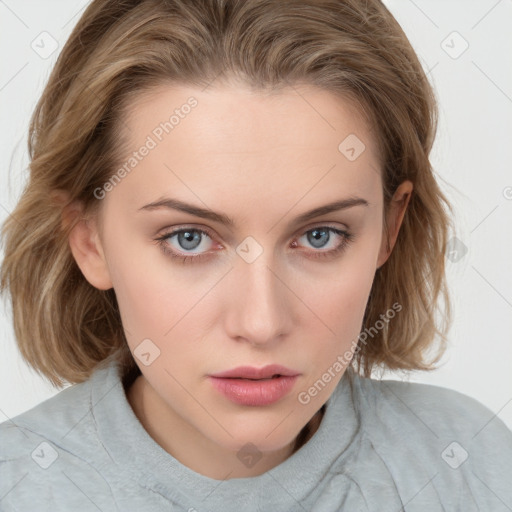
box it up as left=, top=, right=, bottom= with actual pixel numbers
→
left=1, top=0, right=511, bottom=510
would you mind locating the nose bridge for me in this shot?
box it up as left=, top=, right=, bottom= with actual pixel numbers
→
left=227, top=248, right=289, bottom=344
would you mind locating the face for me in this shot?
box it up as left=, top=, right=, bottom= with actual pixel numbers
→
left=72, top=82, right=409, bottom=457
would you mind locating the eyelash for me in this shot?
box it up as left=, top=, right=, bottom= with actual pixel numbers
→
left=154, top=225, right=355, bottom=264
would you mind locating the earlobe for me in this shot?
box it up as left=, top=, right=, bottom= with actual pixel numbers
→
left=65, top=202, right=113, bottom=291
left=376, top=181, right=413, bottom=269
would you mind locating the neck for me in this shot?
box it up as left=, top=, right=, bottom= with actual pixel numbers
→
left=125, top=374, right=325, bottom=479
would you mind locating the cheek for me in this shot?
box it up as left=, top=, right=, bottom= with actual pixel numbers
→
left=298, top=248, right=378, bottom=370
left=307, top=249, right=376, bottom=322
left=317, top=275, right=372, bottom=347
left=108, top=247, right=219, bottom=362
left=105, top=239, right=176, bottom=339
left=113, top=273, right=184, bottom=343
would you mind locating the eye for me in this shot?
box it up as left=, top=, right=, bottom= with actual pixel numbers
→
left=154, top=225, right=354, bottom=264
left=292, top=226, right=354, bottom=260
left=154, top=227, right=215, bottom=264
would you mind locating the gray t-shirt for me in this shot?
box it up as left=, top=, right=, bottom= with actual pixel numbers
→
left=1, top=358, right=511, bottom=511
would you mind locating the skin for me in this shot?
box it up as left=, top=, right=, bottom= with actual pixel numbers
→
left=65, top=82, right=412, bottom=480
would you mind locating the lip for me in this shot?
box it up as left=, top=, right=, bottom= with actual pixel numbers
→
left=209, top=375, right=299, bottom=406
left=209, top=364, right=300, bottom=379
left=208, top=364, right=301, bottom=406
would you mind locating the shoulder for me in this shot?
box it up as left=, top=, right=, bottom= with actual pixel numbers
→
left=359, top=375, right=512, bottom=441
left=0, top=365, right=118, bottom=510
left=349, top=373, right=512, bottom=508
left=0, top=371, right=99, bottom=456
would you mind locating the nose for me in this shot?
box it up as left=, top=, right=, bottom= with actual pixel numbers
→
left=224, top=252, right=292, bottom=347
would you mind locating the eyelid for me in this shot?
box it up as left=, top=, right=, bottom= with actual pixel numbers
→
left=295, top=221, right=349, bottom=236
left=155, top=224, right=221, bottom=244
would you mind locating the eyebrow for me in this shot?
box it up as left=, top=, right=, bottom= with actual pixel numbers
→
left=138, top=196, right=369, bottom=227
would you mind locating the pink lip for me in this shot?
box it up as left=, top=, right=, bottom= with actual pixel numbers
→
left=208, top=364, right=300, bottom=406
left=209, top=375, right=299, bottom=406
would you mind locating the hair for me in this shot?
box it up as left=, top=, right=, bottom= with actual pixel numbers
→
left=1, top=0, right=454, bottom=397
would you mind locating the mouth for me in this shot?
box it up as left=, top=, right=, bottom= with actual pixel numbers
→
left=208, top=373, right=299, bottom=406
left=227, top=374, right=282, bottom=381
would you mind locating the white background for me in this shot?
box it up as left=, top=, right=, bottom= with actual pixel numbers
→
left=1, top=0, right=511, bottom=430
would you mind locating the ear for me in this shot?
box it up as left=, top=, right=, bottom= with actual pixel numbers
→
left=52, top=190, right=113, bottom=291
left=376, top=180, right=413, bottom=269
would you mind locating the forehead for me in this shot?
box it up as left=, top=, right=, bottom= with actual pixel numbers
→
left=122, top=82, right=375, bottom=154
left=110, top=82, right=382, bottom=215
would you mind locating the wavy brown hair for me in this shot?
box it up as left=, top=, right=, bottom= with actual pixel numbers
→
left=0, top=0, right=454, bottom=389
